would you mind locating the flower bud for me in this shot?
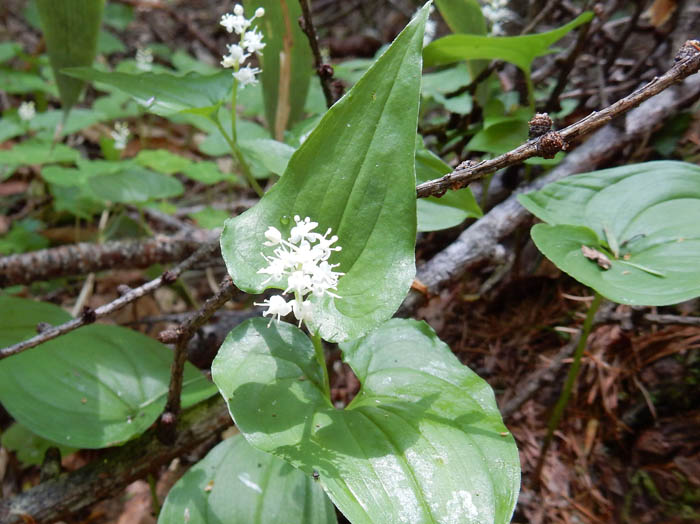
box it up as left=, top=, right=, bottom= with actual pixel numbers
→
left=255, top=7, right=265, bottom=17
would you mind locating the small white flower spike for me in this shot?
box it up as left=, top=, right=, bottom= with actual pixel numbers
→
left=110, top=121, right=130, bottom=150
left=18, top=101, right=35, bottom=121
left=135, top=47, right=154, bottom=71
left=255, top=216, right=344, bottom=328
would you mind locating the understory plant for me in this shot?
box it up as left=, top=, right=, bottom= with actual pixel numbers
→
left=3, top=0, right=698, bottom=523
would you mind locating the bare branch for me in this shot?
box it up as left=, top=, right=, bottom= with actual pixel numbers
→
left=0, top=240, right=219, bottom=360
left=156, top=277, right=238, bottom=444
left=0, top=230, right=217, bottom=287
left=416, top=41, right=700, bottom=198
left=402, top=70, right=700, bottom=314
left=298, top=0, right=338, bottom=108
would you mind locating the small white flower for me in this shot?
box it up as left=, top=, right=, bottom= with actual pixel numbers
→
left=241, top=28, right=266, bottom=54
left=135, top=47, right=154, bottom=71
left=291, top=298, right=313, bottom=326
left=255, top=295, right=293, bottom=325
left=18, top=101, right=35, bottom=121
left=263, top=226, right=283, bottom=246
left=233, top=65, right=261, bottom=87
left=221, top=43, right=250, bottom=68
left=233, top=4, right=244, bottom=16
left=110, top=121, right=130, bottom=150
left=289, top=216, right=318, bottom=244
left=255, top=7, right=265, bottom=18
left=220, top=12, right=249, bottom=34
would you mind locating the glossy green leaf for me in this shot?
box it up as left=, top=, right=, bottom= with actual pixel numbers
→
left=88, top=167, right=184, bottom=203
left=63, top=68, right=233, bottom=116
left=239, top=138, right=295, bottom=176
left=0, top=296, right=216, bottom=448
left=416, top=145, right=481, bottom=232
left=244, top=0, right=313, bottom=132
left=0, top=219, right=49, bottom=255
left=159, top=434, right=337, bottom=524
left=213, top=317, right=520, bottom=524
left=434, top=0, right=486, bottom=35
left=183, top=161, right=237, bottom=185
left=423, top=12, right=592, bottom=73
left=220, top=6, right=429, bottom=342
left=1, top=422, right=77, bottom=466
left=191, top=207, right=230, bottom=229
left=519, top=161, right=700, bottom=305
left=0, top=70, right=58, bottom=95
left=0, top=140, right=79, bottom=166
left=467, top=119, right=529, bottom=155
left=0, top=140, right=79, bottom=180
left=36, top=0, right=104, bottom=110
left=0, top=42, right=22, bottom=63
left=135, top=149, right=191, bottom=174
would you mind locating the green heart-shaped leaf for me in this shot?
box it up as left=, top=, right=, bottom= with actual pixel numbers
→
left=212, top=317, right=520, bottom=524
left=220, top=5, right=430, bottom=342
left=87, top=167, right=184, bottom=203
left=0, top=296, right=217, bottom=448
left=159, top=433, right=337, bottom=524
left=519, top=161, right=700, bottom=305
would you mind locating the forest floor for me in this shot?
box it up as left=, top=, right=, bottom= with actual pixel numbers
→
left=1, top=1, right=699, bottom=523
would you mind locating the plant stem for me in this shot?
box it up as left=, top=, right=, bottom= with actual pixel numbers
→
left=212, top=109, right=264, bottom=197
left=312, top=330, right=331, bottom=400
left=532, top=291, right=603, bottom=485
left=147, top=473, right=160, bottom=516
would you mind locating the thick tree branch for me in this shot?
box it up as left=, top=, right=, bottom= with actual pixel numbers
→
left=0, top=229, right=217, bottom=287
left=156, top=277, right=238, bottom=444
left=0, top=240, right=219, bottom=360
left=416, top=40, right=700, bottom=198
left=0, top=396, right=230, bottom=524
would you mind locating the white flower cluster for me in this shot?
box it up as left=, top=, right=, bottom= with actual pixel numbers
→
left=135, top=47, right=154, bottom=71
left=111, top=122, right=130, bottom=150
left=255, top=216, right=343, bottom=327
left=481, top=0, right=513, bottom=36
left=220, top=4, right=266, bottom=88
left=18, top=101, right=35, bottom=122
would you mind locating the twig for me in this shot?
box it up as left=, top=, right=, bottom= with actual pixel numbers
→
left=298, top=0, right=336, bottom=108
left=544, top=0, right=594, bottom=112
left=0, top=241, right=219, bottom=360
left=156, top=277, right=237, bottom=444
left=401, top=68, right=700, bottom=314
left=0, top=397, right=230, bottom=524
left=416, top=40, right=700, bottom=198
left=0, top=229, right=217, bottom=287
left=603, top=1, right=644, bottom=72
